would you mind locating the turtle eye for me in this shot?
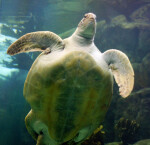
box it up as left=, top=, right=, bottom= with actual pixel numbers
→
left=84, top=14, right=88, bottom=18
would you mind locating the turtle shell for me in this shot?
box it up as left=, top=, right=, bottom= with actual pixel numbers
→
left=24, top=50, right=113, bottom=143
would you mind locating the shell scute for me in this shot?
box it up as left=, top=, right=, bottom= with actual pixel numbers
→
left=24, top=51, right=113, bottom=142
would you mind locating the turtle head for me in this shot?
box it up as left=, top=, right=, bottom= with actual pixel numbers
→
left=74, top=13, right=96, bottom=41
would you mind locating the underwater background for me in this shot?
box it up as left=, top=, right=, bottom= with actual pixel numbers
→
left=0, top=0, right=150, bottom=145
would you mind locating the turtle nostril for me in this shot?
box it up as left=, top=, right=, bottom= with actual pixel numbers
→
left=40, top=130, right=44, bottom=135
left=86, top=13, right=96, bottom=19
left=84, top=14, right=88, bottom=18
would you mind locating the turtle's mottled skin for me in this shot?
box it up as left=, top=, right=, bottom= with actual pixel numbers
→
left=7, top=13, right=134, bottom=145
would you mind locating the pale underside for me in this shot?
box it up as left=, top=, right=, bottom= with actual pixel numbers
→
left=24, top=50, right=113, bottom=144
left=6, top=13, right=134, bottom=145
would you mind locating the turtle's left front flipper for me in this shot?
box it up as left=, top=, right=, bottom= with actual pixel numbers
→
left=102, top=49, right=134, bottom=98
left=7, top=31, right=65, bottom=55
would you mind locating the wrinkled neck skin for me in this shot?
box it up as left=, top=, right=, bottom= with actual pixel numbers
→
left=71, top=22, right=96, bottom=46
left=64, top=13, right=97, bottom=52
left=71, top=30, right=93, bottom=46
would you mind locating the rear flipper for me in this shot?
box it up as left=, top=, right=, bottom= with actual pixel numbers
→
left=73, top=126, right=94, bottom=143
left=25, top=110, right=57, bottom=145
left=25, top=110, right=38, bottom=141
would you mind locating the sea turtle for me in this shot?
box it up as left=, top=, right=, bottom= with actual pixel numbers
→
left=7, top=13, right=134, bottom=145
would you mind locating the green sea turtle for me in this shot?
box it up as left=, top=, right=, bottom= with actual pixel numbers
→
left=7, top=13, right=134, bottom=145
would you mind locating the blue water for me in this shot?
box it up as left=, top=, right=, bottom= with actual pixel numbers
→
left=0, top=0, right=150, bottom=145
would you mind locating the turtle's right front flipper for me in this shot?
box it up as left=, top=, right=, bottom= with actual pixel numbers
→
left=102, top=49, right=134, bottom=98
left=7, top=31, right=65, bottom=55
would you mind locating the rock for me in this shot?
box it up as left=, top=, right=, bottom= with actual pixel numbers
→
left=0, top=34, right=18, bottom=80
left=0, top=34, right=35, bottom=79
left=138, top=29, right=150, bottom=55
left=105, top=140, right=150, bottom=145
left=0, top=23, right=17, bottom=38
left=115, top=88, right=150, bottom=139
left=99, top=0, right=150, bottom=17
left=134, top=139, right=150, bottom=145
left=133, top=53, right=150, bottom=90
left=111, top=15, right=127, bottom=24
left=115, top=117, right=140, bottom=144
left=130, top=4, right=150, bottom=23
left=0, top=33, right=17, bottom=48
left=105, top=142, right=120, bottom=145
left=95, top=15, right=140, bottom=58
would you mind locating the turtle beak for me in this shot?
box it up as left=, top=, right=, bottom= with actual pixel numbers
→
left=76, top=12, right=96, bottom=40
left=84, top=13, right=96, bottom=20
left=83, top=13, right=96, bottom=24
left=78, top=13, right=96, bottom=27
